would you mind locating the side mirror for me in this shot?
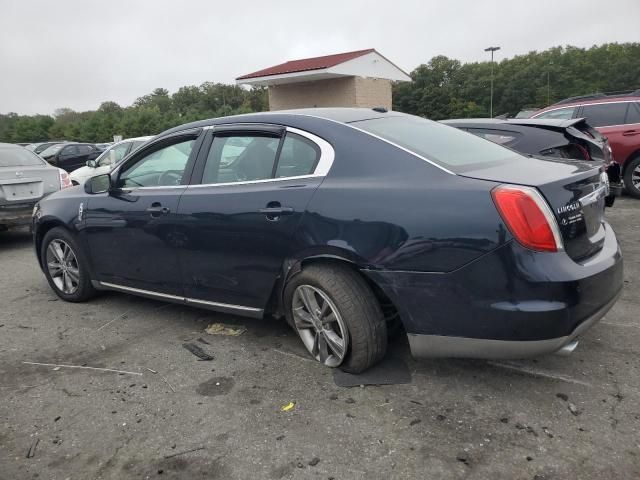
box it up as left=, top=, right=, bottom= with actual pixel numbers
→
left=84, top=173, right=111, bottom=194
left=86, top=159, right=97, bottom=168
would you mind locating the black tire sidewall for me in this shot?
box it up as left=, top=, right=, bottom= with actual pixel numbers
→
left=41, top=227, right=95, bottom=302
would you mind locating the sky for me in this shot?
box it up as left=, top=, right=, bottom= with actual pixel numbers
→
left=1, top=0, right=638, bottom=115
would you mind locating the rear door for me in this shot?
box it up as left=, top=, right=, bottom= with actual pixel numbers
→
left=175, top=125, right=331, bottom=313
left=55, top=145, right=79, bottom=171
left=579, top=101, right=635, bottom=165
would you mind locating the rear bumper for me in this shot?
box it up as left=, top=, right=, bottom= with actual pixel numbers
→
left=365, top=222, right=623, bottom=359
left=0, top=203, right=36, bottom=227
left=407, top=290, right=620, bottom=358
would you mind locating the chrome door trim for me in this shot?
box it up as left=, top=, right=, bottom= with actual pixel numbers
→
left=185, top=297, right=262, bottom=313
left=99, top=281, right=184, bottom=301
left=98, top=281, right=263, bottom=314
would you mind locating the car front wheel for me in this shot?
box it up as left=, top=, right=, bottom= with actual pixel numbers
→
left=284, top=263, right=387, bottom=373
left=41, top=227, right=95, bottom=302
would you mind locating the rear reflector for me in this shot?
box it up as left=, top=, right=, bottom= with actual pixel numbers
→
left=491, top=185, right=563, bottom=252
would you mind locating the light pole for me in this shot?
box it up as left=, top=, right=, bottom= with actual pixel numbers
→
left=484, top=46, right=501, bottom=118
left=547, top=60, right=553, bottom=105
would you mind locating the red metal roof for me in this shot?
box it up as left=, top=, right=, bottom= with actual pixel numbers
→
left=236, top=49, right=376, bottom=80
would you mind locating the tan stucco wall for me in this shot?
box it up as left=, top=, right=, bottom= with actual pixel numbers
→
left=268, top=76, right=392, bottom=111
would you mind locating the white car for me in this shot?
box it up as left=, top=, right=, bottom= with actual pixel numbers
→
left=69, top=136, right=152, bottom=185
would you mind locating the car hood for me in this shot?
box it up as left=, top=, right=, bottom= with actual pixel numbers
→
left=69, top=165, right=94, bottom=179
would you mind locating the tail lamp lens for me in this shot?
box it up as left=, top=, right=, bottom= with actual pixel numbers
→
left=58, top=168, right=72, bottom=189
left=491, top=185, right=563, bottom=252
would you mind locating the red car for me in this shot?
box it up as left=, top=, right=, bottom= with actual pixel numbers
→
left=530, top=90, right=640, bottom=197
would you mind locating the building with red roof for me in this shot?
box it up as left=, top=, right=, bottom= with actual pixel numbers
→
left=236, top=49, right=411, bottom=111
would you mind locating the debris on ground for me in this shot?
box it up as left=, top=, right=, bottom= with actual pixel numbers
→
left=197, top=337, right=211, bottom=345
left=308, top=457, right=321, bottom=466
left=409, top=419, right=421, bottom=426
left=456, top=452, right=470, bottom=465
left=568, top=402, right=582, bottom=416
left=182, top=343, right=214, bottom=361
left=281, top=402, right=296, bottom=412
left=163, top=446, right=205, bottom=459
left=205, top=323, right=246, bottom=336
left=146, top=368, right=158, bottom=374
left=22, top=361, right=142, bottom=376
left=26, top=438, right=39, bottom=458
left=556, top=393, right=569, bottom=401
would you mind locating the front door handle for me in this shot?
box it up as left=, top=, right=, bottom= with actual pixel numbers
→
left=146, top=203, right=170, bottom=216
left=622, top=129, right=639, bottom=136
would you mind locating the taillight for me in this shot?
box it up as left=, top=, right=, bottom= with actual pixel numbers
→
left=58, top=168, right=72, bottom=189
left=491, top=185, right=563, bottom=253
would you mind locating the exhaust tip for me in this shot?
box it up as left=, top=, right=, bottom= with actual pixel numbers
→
left=556, top=339, right=579, bottom=356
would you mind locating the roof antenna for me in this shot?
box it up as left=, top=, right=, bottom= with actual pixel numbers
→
left=372, top=107, right=388, bottom=113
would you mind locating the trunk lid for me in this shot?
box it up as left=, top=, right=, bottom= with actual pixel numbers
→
left=461, top=157, right=608, bottom=261
left=0, top=165, right=60, bottom=206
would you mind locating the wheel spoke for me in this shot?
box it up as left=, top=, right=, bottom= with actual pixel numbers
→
left=293, top=307, right=314, bottom=329
left=63, top=271, right=73, bottom=293
left=66, top=267, right=80, bottom=283
left=47, top=261, right=63, bottom=276
left=49, top=242, right=65, bottom=263
left=323, top=330, right=345, bottom=358
left=319, top=297, right=331, bottom=319
left=321, top=311, right=337, bottom=326
left=300, top=287, right=320, bottom=318
left=318, top=333, right=329, bottom=364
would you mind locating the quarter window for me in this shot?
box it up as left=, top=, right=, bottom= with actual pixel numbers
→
left=275, top=133, right=320, bottom=177
left=581, top=102, right=629, bottom=127
left=626, top=102, right=640, bottom=124
left=466, top=128, right=520, bottom=146
left=202, top=135, right=279, bottom=184
left=118, top=138, right=194, bottom=188
left=535, top=107, right=576, bottom=120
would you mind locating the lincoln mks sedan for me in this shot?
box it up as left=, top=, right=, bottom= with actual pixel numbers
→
left=32, top=108, right=623, bottom=373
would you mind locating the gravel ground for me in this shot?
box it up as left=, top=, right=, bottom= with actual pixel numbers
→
left=0, top=196, right=639, bottom=480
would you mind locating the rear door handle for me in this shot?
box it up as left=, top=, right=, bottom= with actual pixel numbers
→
left=146, top=203, right=170, bottom=216
left=622, top=130, right=639, bottom=136
left=258, top=207, right=294, bottom=215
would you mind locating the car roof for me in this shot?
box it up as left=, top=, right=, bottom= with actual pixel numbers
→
left=157, top=108, right=407, bottom=138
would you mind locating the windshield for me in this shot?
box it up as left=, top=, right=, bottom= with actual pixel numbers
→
left=0, top=146, right=46, bottom=167
left=353, top=115, right=521, bottom=173
left=39, top=143, right=65, bottom=157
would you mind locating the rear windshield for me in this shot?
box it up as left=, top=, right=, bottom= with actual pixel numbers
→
left=0, top=147, right=46, bottom=167
left=353, top=115, right=522, bottom=173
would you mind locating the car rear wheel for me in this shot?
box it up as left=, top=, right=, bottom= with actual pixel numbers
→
left=623, top=156, right=640, bottom=198
left=41, top=227, right=96, bottom=302
left=284, top=263, right=387, bottom=373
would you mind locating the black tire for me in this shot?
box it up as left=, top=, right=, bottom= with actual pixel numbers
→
left=41, top=227, right=96, bottom=302
left=284, top=263, right=387, bottom=373
left=623, top=156, right=640, bottom=198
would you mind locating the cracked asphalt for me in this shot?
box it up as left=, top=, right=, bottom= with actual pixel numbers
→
left=1, top=197, right=639, bottom=479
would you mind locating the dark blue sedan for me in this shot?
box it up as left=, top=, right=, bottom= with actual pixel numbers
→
left=32, top=108, right=623, bottom=372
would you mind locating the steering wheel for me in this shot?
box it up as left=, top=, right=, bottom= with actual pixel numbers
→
left=158, top=170, right=182, bottom=186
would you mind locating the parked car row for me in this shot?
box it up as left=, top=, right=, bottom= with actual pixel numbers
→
left=529, top=89, right=640, bottom=197
left=32, top=108, right=622, bottom=373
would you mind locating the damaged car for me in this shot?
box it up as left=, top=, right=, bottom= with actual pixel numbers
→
left=32, top=109, right=623, bottom=372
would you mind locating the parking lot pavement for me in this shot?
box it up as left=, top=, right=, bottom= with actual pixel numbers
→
left=0, top=198, right=639, bottom=480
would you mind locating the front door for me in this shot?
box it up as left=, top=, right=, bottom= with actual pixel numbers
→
left=176, top=126, right=329, bottom=313
left=83, top=131, right=203, bottom=295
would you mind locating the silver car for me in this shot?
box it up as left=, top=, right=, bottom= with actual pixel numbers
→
left=0, top=143, right=70, bottom=231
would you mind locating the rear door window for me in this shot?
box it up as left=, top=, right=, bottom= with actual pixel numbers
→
left=581, top=102, right=629, bottom=127
left=534, top=107, right=576, bottom=120
left=202, top=135, right=280, bottom=184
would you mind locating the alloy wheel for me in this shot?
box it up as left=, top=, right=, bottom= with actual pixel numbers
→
left=291, top=285, right=349, bottom=367
left=46, top=239, right=80, bottom=295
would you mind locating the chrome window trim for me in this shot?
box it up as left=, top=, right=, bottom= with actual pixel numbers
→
left=251, top=112, right=456, bottom=175
left=187, top=125, right=334, bottom=188
left=98, top=281, right=263, bottom=313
